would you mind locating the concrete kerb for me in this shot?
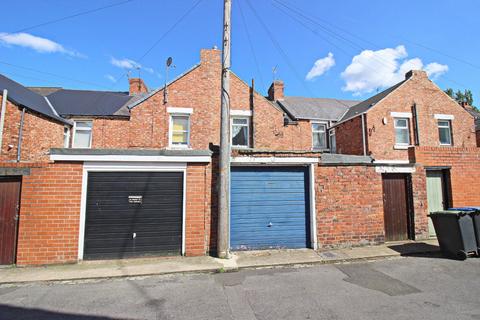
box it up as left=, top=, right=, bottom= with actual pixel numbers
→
left=0, top=241, right=440, bottom=286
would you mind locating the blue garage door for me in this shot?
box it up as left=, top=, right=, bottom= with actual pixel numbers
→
left=230, top=166, right=310, bottom=250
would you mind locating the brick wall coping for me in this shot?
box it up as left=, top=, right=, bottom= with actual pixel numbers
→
left=50, top=148, right=212, bottom=163
left=321, top=153, right=373, bottom=165
left=414, top=146, right=479, bottom=152
left=50, top=148, right=212, bottom=156
left=234, top=149, right=322, bottom=156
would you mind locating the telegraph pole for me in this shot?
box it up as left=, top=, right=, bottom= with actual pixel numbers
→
left=217, top=0, right=231, bottom=259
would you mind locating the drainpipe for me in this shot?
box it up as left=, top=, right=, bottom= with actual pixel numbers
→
left=412, top=103, right=420, bottom=145
left=361, top=113, right=367, bottom=156
left=250, top=78, right=255, bottom=149
left=0, top=89, right=8, bottom=155
left=17, top=108, right=26, bottom=162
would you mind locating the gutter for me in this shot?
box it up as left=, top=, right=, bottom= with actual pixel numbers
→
left=0, top=89, right=7, bottom=154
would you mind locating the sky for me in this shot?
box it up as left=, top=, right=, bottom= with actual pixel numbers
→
left=1, top=0, right=479, bottom=102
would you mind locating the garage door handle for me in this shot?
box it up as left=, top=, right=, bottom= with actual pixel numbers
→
left=267, top=222, right=273, bottom=227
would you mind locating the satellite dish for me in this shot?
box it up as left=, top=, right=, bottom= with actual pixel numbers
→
left=166, top=57, right=173, bottom=67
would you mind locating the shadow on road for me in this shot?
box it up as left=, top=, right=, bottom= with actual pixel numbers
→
left=0, top=304, right=124, bottom=320
left=387, top=243, right=443, bottom=258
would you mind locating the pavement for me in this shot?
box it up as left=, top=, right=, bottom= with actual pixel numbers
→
left=0, top=254, right=479, bottom=320
left=0, top=239, right=440, bottom=284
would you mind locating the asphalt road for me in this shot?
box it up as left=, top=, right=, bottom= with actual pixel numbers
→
left=0, top=255, right=479, bottom=320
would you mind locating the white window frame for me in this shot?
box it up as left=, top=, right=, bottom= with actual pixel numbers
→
left=72, top=120, right=93, bottom=149
left=63, top=126, right=71, bottom=148
left=312, top=122, right=328, bottom=150
left=438, top=120, right=453, bottom=146
left=231, top=116, right=250, bottom=148
left=329, top=128, right=336, bottom=153
left=169, top=114, right=191, bottom=149
left=393, top=117, right=410, bottom=146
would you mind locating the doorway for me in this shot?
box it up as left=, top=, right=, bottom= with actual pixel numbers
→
left=426, top=170, right=450, bottom=238
left=382, top=173, right=413, bottom=241
left=0, top=177, right=22, bottom=265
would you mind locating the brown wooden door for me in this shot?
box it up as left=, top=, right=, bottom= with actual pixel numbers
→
left=382, top=174, right=410, bottom=241
left=0, top=177, right=21, bottom=265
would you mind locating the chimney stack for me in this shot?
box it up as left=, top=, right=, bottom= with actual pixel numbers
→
left=129, top=78, right=148, bottom=95
left=405, top=70, right=428, bottom=80
left=268, top=80, right=284, bottom=101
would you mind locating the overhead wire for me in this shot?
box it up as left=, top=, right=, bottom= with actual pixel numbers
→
left=108, top=0, right=205, bottom=88
left=274, top=0, right=471, bottom=88
left=0, top=61, right=112, bottom=90
left=236, top=0, right=266, bottom=91
left=244, top=0, right=314, bottom=97
left=8, top=0, right=134, bottom=34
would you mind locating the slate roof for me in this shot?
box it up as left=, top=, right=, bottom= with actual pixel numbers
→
left=340, top=80, right=406, bottom=122
left=465, top=107, right=480, bottom=120
left=0, top=74, right=70, bottom=124
left=46, top=89, right=133, bottom=117
left=277, top=96, right=359, bottom=121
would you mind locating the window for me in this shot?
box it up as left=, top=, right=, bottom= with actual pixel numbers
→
left=394, top=118, right=410, bottom=145
left=329, top=129, right=336, bottom=153
left=170, top=115, right=190, bottom=147
left=438, top=120, right=452, bottom=145
left=63, top=126, right=70, bottom=148
left=312, top=123, right=327, bottom=149
left=72, top=120, right=92, bottom=148
left=231, top=117, right=250, bottom=148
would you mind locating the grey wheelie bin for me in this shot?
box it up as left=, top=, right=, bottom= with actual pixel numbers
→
left=428, top=210, right=478, bottom=260
left=449, top=207, right=480, bottom=252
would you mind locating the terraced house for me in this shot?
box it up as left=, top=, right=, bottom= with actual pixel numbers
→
left=0, top=48, right=479, bottom=266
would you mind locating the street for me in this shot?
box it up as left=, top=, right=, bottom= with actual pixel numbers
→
left=0, top=255, right=479, bottom=320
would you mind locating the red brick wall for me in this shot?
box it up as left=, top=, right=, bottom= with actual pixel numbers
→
left=91, top=118, right=130, bottom=148
left=334, top=116, right=365, bottom=155
left=365, top=72, right=476, bottom=160
left=411, top=146, right=480, bottom=207
left=15, top=162, right=83, bottom=266
left=185, top=162, right=212, bottom=256
left=86, top=50, right=313, bottom=152
left=315, top=165, right=385, bottom=248
left=0, top=98, right=65, bottom=162
left=12, top=161, right=212, bottom=265
left=411, top=169, right=429, bottom=240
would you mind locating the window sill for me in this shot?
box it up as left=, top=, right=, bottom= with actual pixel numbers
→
left=232, top=145, right=251, bottom=149
left=439, top=144, right=453, bottom=147
left=393, top=144, right=412, bottom=150
left=168, top=145, right=191, bottom=150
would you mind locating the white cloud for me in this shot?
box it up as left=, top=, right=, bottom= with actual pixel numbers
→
left=424, top=62, right=449, bottom=79
left=0, top=32, right=83, bottom=57
left=143, top=67, right=154, bottom=74
left=110, top=57, right=155, bottom=75
left=110, top=57, right=141, bottom=69
left=105, top=74, right=117, bottom=82
left=306, top=52, right=335, bottom=80
left=341, top=45, right=448, bottom=95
